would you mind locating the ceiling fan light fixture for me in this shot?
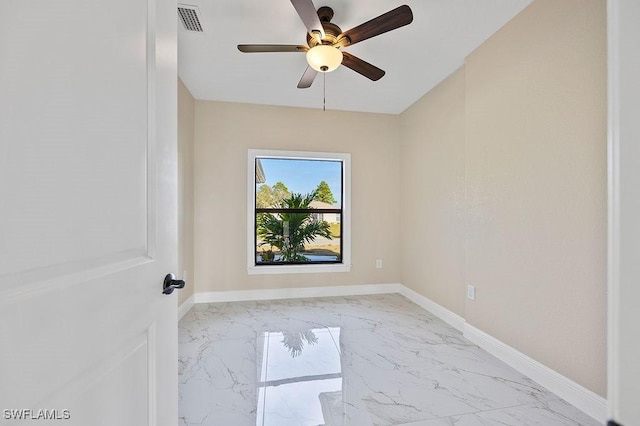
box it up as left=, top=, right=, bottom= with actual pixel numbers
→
left=306, top=45, right=343, bottom=72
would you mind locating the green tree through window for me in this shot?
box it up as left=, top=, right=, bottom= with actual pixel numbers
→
left=257, top=191, right=332, bottom=262
left=256, top=182, right=291, bottom=208
left=314, top=180, right=337, bottom=204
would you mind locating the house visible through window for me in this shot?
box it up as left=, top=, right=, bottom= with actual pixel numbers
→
left=247, top=150, right=351, bottom=274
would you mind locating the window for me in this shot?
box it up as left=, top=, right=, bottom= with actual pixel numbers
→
left=247, top=149, right=351, bottom=274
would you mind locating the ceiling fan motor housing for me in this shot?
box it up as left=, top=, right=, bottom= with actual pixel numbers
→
left=306, top=7, right=345, bottom=47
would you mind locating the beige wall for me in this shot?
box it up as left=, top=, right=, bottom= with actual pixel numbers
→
left=399, top=67, right=466, bottom=317
left=464, top=0, right=607, bottom=396
left=398, top=0, right=606, bottom=397
left=177, top=79, right=195, bottom=305
left=194, top=101, right=400, bottom=292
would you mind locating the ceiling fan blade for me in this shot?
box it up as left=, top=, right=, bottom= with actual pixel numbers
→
left=341, top=52, right=385, bottom=81
left=335, top=5, right=413, bottom=47
left=290, top=0, right=325, bottom=39
left=238, top=44, right=308, bottom=53
left=297, top=66, right=318, bottom=88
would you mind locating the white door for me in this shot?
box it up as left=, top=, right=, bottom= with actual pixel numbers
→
left=0, top=0, right=178, bottom=424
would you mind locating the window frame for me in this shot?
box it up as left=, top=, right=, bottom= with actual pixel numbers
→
left=247, top=149, right=351, bottom=275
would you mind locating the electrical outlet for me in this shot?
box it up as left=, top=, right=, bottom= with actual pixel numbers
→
left=375, top=259, right=383, bottom=269
left=467, top=285, right=476, bottom=301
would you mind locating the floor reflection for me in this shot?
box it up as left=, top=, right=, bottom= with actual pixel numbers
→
left=257, top=328, right=342, bottom=426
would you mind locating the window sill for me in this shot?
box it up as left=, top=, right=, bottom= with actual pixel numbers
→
left=247, top=263, right=351, bottom=275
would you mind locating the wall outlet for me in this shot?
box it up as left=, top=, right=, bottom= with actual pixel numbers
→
left=467, top=285, right=476, bottom=301
left=375, top=259, right=383, bottom=269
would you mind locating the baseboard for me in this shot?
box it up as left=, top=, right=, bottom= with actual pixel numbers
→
left=397, top=286, right=465, bottom=332
left=195, top=283, right=402, bottom=304
left=177, top=294, right=195, bottom=320
left=463, top=323, right=607, bottom=424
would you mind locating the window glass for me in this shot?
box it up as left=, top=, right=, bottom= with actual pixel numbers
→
left=255, top=158, right=343, bottom=265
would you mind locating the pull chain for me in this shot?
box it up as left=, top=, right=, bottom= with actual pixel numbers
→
left=323, top=72, right=326, bottom=112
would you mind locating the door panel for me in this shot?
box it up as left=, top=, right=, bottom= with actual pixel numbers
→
left=70, top=335, right=150, bottom=426
left=0, top=0, right=177, bottom=424
left=0, top=0, right=149, bottom=280
left=44, top=326, right=152, bottom=426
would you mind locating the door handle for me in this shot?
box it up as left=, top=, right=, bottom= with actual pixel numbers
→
left=162, top=273, right=185, bottom=295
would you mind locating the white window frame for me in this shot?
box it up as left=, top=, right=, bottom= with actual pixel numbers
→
left=247, top=149, right=351, bottom=275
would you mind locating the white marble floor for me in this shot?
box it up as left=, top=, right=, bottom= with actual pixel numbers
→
left=178, top=294, right=599, bottom=426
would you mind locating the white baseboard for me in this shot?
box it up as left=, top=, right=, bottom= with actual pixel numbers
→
left=463, top=323, right=607, bottom=424
left=188, top=282, right=606, bottom=422
left=394, top=287, right=606, bottom=423
left=195, top=283, right=402, bottom=304
left=397, top=286, right=465, bottom=331
left=177, top=294, right=195, bottom=320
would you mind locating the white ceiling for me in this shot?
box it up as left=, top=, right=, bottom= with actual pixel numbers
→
left=177, top=0, right=532, bottom=115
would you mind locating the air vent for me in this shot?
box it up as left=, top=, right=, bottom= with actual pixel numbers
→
left=178, top=4, right=203, bottom=32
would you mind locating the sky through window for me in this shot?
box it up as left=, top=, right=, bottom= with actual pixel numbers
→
left=258, top=158, right=342, bottom=207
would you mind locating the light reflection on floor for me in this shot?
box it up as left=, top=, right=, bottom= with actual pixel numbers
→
left=257, top=328, right=343, bottom=425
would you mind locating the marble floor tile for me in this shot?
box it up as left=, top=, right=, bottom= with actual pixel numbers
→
left=178, top=293, right=598, bottom=426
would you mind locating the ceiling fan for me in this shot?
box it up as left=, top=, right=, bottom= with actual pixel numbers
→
left=237, top=0, right=413, bottom=88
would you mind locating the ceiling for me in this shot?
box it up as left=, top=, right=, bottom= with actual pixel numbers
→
left=177, top=0, right=532, bottom=115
